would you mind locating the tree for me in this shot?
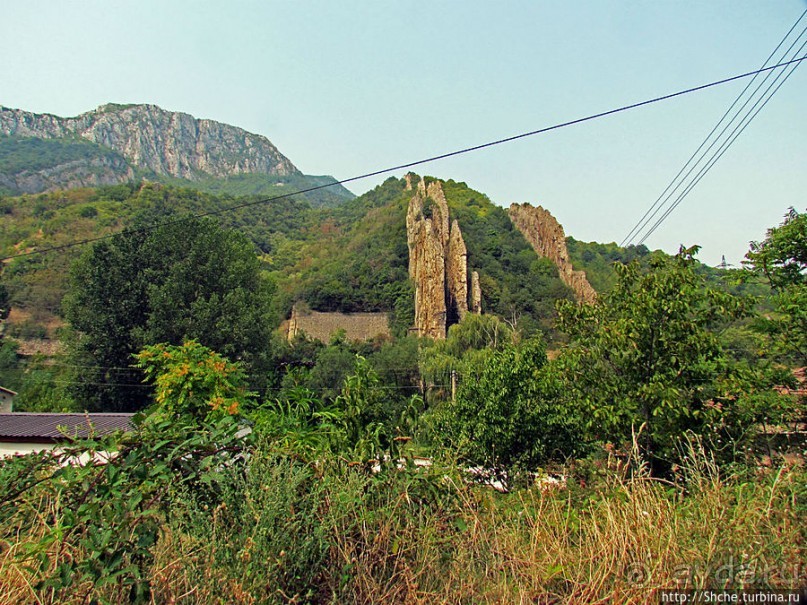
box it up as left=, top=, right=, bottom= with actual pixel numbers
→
left=744, top=207, right=806, bottom=290
left=64, top=217, right=274, bottom=411
left=419, top=313, right=514, bottom=391
left=744, top=208, right=806, bottom=367
left=438, top=338, right=586, bottom=483
left=135, top=340, right=253, bottom=421
left=0, top=282, right=9, bottom=323
left=556, top=247, right=749, bottom=470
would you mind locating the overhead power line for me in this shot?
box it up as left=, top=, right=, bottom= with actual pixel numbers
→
left=621, top=9, right=807, bottom=248
left=636, top=43, right=806, bottom=246
left=1, top=55, right=805, bottom=263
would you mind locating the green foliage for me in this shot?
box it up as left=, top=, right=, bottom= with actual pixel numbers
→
left=566, top=237, right=652, bottom=292
left=419, top=313, right=513, bottom=389
left=332, top=355, right=423, bottom=463
left=438, top=338, right=586, bottom=482
left=0, top=183, right=318, bottom=339
left=290, top=180, right=413, bottom=315
left=251, top=386, right=344, bottom=457
left=0, top=412, right=244, bottom=603
left=0, top=135, right=128, bottom=178
left=0, top=340, right=249, bottom=602
left=189, top=172, right=354, bottom=208
left=135, top=340, right=254, bottom=421
left=744, top=208, right=806, bottom=367
left=0, top=339, right=21, bottom=392
left=0, top=282, right=9, bottom=322
left=556, top=247, right=768, bottom=469
left=442, top=179, right=574, bottom=337
left=172, top=448, right=329, bottom=603
left=745, top=207, right=806, bottom=289
left=63, top=216, right=274, bottom=411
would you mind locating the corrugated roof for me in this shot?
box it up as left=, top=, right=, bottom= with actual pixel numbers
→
left=0, top=413, right=135, bottom=440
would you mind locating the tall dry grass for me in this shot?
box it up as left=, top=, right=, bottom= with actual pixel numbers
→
left=315, top=461, right=804, bottom=604
left=2, top=450, right=804, bottom=604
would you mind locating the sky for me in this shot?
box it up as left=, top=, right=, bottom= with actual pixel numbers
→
left=2, top=1, right=805, bottom=266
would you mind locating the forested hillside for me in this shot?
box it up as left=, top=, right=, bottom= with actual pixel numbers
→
left=1, top=167, right=804, bottom=603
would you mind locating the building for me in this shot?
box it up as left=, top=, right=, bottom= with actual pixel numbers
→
left=0, top=412, right=134, bottom=458
left=0, top=386, right=16, bottom=413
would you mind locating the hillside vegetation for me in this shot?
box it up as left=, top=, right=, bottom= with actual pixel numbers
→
left=0, top=168, right=804, bottom=603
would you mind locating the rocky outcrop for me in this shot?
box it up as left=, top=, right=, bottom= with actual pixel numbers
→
left=0, top=153, right=133, bottom=194
left=447, top=220, right=469, bottom=322
left=406, top=176, right=480, bottom=339
left=0, top=103, right=299, bottom=181
left=508, top=203, right=597, bottom=304
left=470, top=271, right=482, bottom=314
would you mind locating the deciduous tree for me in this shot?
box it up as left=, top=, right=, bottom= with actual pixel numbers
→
left=64, top=217, right=274, bottom=411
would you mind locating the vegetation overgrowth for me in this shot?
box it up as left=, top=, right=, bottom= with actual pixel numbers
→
left=0, top=339, right=804, bottom=604
left=0, top=133, right=353, bottom=206
left=0, top=175, right=804, bottom=602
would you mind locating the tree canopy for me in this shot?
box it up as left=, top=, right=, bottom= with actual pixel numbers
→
left=64, top=216, right=274, bottom=411
left=556, top=247, right=750, bottom=469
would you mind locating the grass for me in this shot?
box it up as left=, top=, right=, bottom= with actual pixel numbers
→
left=1, top=444, right=803, bottom=605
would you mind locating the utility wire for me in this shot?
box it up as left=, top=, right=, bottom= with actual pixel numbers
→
left=621, top=10, right=807, bottom=247
left=637, top=42, right=807, bottom=246
left=620, top=10, right=807, bottom=248
left=1, top=55, right=806, bottom=263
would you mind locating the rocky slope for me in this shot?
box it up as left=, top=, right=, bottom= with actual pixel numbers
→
left=0, top=103, right=298, bottom=180
left=508, top=203, right=597, bottom=304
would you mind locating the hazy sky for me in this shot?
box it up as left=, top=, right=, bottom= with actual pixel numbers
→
left=2, top=1, right=805, bottom=265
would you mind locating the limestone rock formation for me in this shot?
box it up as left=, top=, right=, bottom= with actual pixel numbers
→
left=406, top=177, right=480, bottom=339
left=0, top=103, right=299, bottom=181
left=508, top=203, right=597, bottom=304
left=470, top=271, right=482, bottom=314
left=447, top=220, right=469, bottom=322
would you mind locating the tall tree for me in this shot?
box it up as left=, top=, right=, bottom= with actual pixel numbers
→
left=64, top=217, right=275, bottom=411
left=439, top=337, right=586, bottom=483
left=556, top=247, right=749, bottom=469
left=744, top=208, right=806, bottom=367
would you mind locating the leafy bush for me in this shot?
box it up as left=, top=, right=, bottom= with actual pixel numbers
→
left=437, top=337, right=587, bottom=484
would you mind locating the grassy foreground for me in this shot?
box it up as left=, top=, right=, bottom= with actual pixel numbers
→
left=1, top=445, right=804, bottom=605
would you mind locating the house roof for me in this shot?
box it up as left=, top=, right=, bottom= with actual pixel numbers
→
left=0, top=413, right=135, bottom=441
left=0, top=386, right=17, bottom=396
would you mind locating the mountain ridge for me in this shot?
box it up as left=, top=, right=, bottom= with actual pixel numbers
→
left=0, top=103, right=299, bottom=179
left=0, top=104, right=353, bottom=206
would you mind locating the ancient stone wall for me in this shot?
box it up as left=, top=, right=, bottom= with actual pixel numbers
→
left=286, top=304, right=390, bottom=343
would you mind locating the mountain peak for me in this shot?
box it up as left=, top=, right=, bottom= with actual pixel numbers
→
left=0, top=103, right=300, bottom=182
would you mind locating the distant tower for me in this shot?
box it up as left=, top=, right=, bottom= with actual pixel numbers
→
left=716, top=255, right=732, bottom=270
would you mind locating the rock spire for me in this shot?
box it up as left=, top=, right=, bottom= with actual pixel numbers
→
left=406, top=176, right=480, bottom=339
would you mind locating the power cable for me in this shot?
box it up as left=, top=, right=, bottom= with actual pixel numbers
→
left=620, top=11, right=807, bottom=246
left=620, top=9, right=807, bottom=247
left=636, top=38, right=807, bottom=246
left=1, top=56, right=805, bottom=263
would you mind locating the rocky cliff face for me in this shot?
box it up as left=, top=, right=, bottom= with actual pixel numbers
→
left=406, top=176, right=480, bottom=339
left=0, top=103, right=300, bottom=181
left=0, top=152, right=133, bottom=194
left=508, top=203, right=597, bottom=304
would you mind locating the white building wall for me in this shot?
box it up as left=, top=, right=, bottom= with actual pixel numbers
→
left=0, top=441, right=54, bottom=458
